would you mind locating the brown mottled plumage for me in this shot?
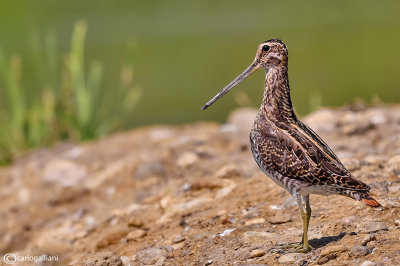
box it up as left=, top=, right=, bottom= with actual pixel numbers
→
left=202, top=39, right=380, bottom=252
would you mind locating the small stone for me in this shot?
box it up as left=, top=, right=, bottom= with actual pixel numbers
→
left=268, top=214, right=292, bottom=224
left=361, top=234, right=376, bottom=246
left=317, top=246, right=348, bottom=264
left=160, top=196, right=171, bottom=209
left=126, top=230, right=146, bottom=240
left=278, top=253, right=303, bottom=264
left=216, top=228, right=236, bottom=237
left=177, top=152, right=199, bottom=167
left=245, top=218, right=266, bottom=226
left=128, top=217, right=144, bottom=227
left=395, top=219, right=400, bottom=226
left=120, top=256, right=130, bottom=266
left=350, top=245, right=373, bottom=258
left=120, top=256, right=136, bottom=266
left=205, top=259, right=214, bottom=265
left=172, top=234, right=185, bottom=243
left=136, top=246, right=172, bottom=265
left=76, top=251, right=123, bottom=266
left=250, top=249, right=266, bottom=258
left=360, top=261, right=376, bottom=266
left=172, top=241, right=186, bottom=250
left=357, top=222, right=388, bottom=233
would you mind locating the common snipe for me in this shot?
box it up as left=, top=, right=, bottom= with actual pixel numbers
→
left=202, top=39, right=380, bottom=253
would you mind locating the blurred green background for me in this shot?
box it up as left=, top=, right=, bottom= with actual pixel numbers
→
left=1, top=0, right=400, bottom=162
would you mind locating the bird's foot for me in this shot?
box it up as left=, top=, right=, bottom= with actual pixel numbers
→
left=272, top=242, right=313, bottom=253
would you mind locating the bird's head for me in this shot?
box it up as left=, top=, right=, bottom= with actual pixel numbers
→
left=255, top=39, right=288, bottom=69
left=201, top=38, right=288, bottom=110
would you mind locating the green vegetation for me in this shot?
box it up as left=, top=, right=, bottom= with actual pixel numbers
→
left=0, top=21, right=141, bottom=164
left=1, top=1, right=400, bottom=163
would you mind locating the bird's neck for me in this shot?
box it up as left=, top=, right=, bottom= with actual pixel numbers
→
left=260, top=64, right=297, bottom=123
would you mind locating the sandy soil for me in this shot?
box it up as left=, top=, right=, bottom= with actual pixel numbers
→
left=0, top=104, right=399, bottom=266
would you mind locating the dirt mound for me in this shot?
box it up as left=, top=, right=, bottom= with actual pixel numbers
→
left=1, top=105, right=399, bottom=265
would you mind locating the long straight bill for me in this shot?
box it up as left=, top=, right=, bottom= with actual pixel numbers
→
left=201, top=62, right=259, bottom=110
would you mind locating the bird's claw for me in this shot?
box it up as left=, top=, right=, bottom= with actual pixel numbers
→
left=272, top=242, right=313, bottom=253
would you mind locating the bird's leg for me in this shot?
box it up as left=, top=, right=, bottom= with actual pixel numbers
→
left=273, top=194, right=313, bottom=253
left=298, top=195, right=312, bottom=252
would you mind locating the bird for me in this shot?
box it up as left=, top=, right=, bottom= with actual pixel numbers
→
left=201, top=38, right=381, bottom=253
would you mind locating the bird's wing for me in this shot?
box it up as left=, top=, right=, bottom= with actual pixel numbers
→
left=251, top=121, right=369, bottom=191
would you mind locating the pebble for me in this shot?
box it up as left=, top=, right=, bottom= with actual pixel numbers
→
left=205, top=259, right=214, bottom=265
left=250, top=249, right=266, bottom=258
left=120, top=256, right=136, bottom=266
left=361, top=234, right=376, bottom=246
left=76, top=251, right=123, bottom=266
left=245, top=218, right=266, bottom=226
left=360, top=261, right=377, bottom=266
left=177, top=152, right=199, bottom=167
left=317, top=245, right=348, bottom=264
left=357, top=222, right=388, bottom=233
left=395, top=219, right=400, bottom=226
left=172, top=234, right=185, bottom=243
left=350, top=245, right=373, bottom=258
left=216, top=228, right=235, bottom=237
left=126, top=229, right=146, bottom=240
left=128, top=217, right=144, bottom=227
left=136, top=246, right=172, bottom=265
left=172, top=241, right=186, bottom=250
left=278, top=253, right=303, bottom=264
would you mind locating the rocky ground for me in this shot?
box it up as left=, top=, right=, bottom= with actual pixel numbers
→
left=1, top=103, right=400, bottom=266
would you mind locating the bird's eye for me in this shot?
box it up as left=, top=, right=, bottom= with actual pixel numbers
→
left=262, top=45, right=270, bottom=52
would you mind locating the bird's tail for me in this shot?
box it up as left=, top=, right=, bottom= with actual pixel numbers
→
left=360, top=194, right=381, bottom=207
left=353, top=191, right=381, bottom=207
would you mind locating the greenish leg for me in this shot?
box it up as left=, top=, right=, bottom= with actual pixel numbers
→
left=298, top=196, right=312, bottom=252
left=273, top=195, right=313, bottom=253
